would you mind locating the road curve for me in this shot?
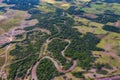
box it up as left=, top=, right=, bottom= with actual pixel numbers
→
left=31, top=56, right=77, bottom=80
left=31, top=38, right=77, bottom=80
left=31, top=62, right=39, bottom=80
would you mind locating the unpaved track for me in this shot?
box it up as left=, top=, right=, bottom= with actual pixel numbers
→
left=61, top=39, right=71, bottom=61
left=0, top=45, right=11, bottom=72
left=31, top=56, right=77, bottom=80
left=0, top=30, right=14, bottom=78
left=31, top=38, right=77, bottom=80
left=98, top=75, right=120, bottom=80
left=31, top=62, right=39, bottom=80
left=31, top=25, right=77, bottom=80
left=43, top=56, right=77, bottom=73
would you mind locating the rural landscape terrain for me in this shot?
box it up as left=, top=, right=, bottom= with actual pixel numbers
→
left=0, top=0, right=120, bottom=80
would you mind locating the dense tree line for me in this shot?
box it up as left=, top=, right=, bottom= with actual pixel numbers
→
left=67, top=6, right=85, bottom=15
left=9, top=54, right=38, bottom=80
left=94, top=13, right=120, bottom=24
left=103, top=25, right=120, bottom=33
left=64, top=33, right=101, bottom=69
left=104, top=0, right=120, bottom=3
left=3, top=0, right=39, bottom=10
left=37, top=59, right=60, bottom=80
left=0, top=7, right=7, bottom=13
left=83, top=11, right=120, bottom=24
left=72, top=72, right=84, bottom=78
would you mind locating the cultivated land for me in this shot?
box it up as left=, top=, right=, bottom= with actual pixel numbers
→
left=0, top=0, right=120, bottom=80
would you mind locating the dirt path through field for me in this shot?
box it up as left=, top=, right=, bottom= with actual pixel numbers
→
left=0, top=29, right=14, bottom=79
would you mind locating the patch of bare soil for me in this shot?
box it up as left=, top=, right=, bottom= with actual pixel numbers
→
left=31, top=62, right=39, bottom=80
left=0, top=15, right=8, bottom=22
left=97, top=75, right=120, bottom=80
left=114, top=21, right=119, bottom=27
left=0, top=18, right=38, bottom=46
left=95, top=33, right=109, bottom=39
left=84, top=13, right=97, bottom=19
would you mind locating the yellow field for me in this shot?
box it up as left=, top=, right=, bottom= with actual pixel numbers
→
left=81, top=0, right=91, bottom=2
left=41, top=0, right=56, bottom=4
left=37, top=3, right=56, bottom=13
left=97, top=32, right=120, bottom=48
left=41, top=0, right=70, bottom=10
left=74, top=17, right=107, bottom=34
left=0, top=47, right=6, bottom=55
left=93, top=51, right=120, bottom=67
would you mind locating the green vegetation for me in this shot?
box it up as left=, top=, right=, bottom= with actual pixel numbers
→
left=0, top=7, right=7, bottom=14
left=30, top=7, right=102, bottom=69
left=0, top=18, right=21, bottom=31
left=63, top=61, right=73, bottom=70
left=96, top=69, right=108, bottom=75
left=0, top=10, right=29, bottom=32
left=65, top=33, right=102, bottom=69
left=82, top=2, right=120, bottom=15
left=72, top=72, right=84, bottom=78
left=95, top=63, right=112, bottom=70
left=9, top=31, right=49, bottom=79
left=9, top=54, right=38, bottom=79
left=48, top=39, right=68, bottom=65
left=103, top=25, right=120, bottom=33
left=37, top=59, right=60, bottom=80
left=37, top=3, right=56, bottom=13
left=8, top=2, right=103, bottom=79
left=1, top=0, right=120, bottom=79
left=3, top=0, right=39, bottom=10
left=116, top=47, right=120, bottom=56
left=0, top=57, right=5, bottom=67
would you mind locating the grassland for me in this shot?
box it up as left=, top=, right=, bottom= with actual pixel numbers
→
left=41, top=0, right=56, bottom=4
left=73, top=2, right=120, bottom=77
left=82, top=3, right=120, bottom=15
left=0, top=57, right=5, bottom=67
left=74, top=17, right=107, bottom=34
left=97, top=32, right=120, bottom=48
left=37, top=3, right=56, bottom=13
left=93, top=51, right=120, bottom=67
left=0, top=47, right=6, bottom=67
left=0, top=47, right=6, bottom=55
left=0, top=0, right=120, bottom=79
left=81, top=0, right=91, bottom=2
left=91, top=32, right=120, bottom=76
left=0, top=11, right=4, bottom=15
left=41, top=0, right=70, bottom=10
left=0, top=9, right=29, bottom=34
